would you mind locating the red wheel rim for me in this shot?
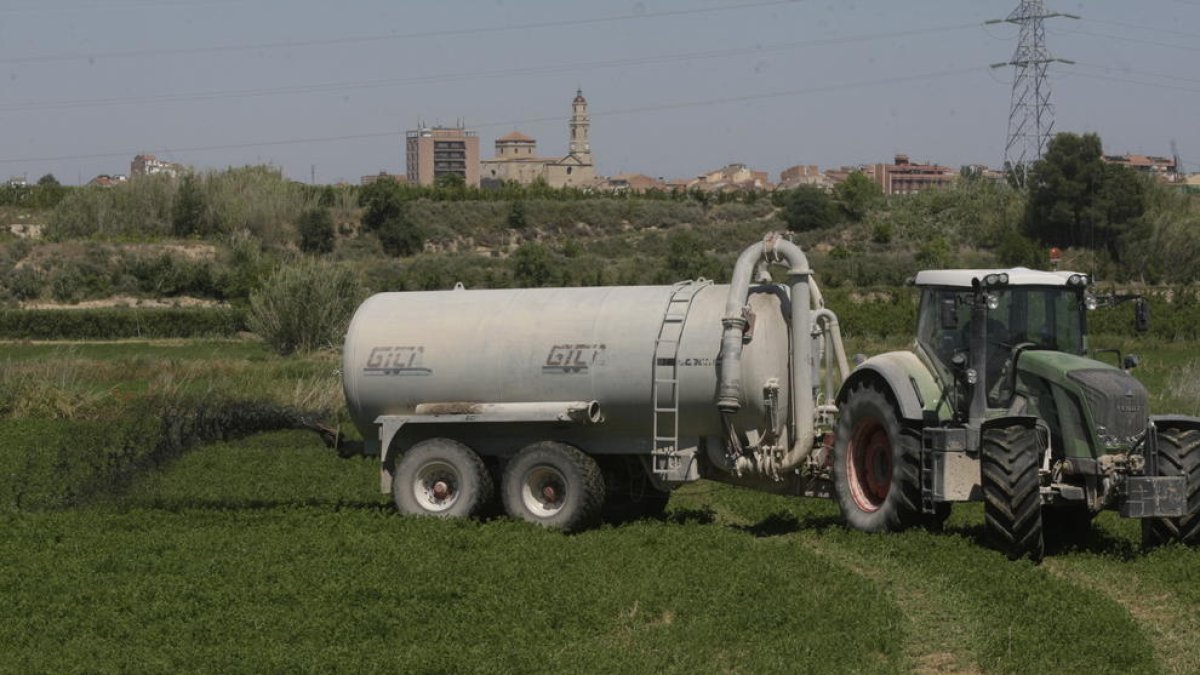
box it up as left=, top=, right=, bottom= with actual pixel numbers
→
left=846, top=417, right=893, bottom=512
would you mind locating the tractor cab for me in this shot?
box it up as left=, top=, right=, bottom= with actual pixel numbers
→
left=913, top=268, right=1093, bottom=414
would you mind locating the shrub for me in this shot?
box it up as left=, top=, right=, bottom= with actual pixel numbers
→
left=377, top=214, right=425, bottom=257
left=0, top=307, right=246, bottom=339
left=5, top=268, right=44, bottom=301
left=248, top=259, right=364, bottom=354
left=298, top=208, right=336, bottom=254
left=779, top=186, right=838, bottom=232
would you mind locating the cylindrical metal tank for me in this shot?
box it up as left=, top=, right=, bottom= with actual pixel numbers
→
left=342, top=283, right=790, bottom=453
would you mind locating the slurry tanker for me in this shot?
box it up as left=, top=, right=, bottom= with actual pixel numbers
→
left=341, top=233, right=1197, bottom=560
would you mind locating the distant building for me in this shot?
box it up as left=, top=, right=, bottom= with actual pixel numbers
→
left=88, top=174, right=128, bottom=187
left=779, top=164, right=829, bottom=189
left=130, top=153, right=184, bottom=178
left=688, top=162, right=772, bottom=192
left=865, top=154, right=955, bottom=195
left=360, top=171, right=408, bottom=186
left=480, top=89, right=596, bottom=189
left=405, top=124, right=480, bottom=187
left=1102, top=153, right=1179, bottom=182
left=597, top=173, right=667, bottom=193
left=5, top=176, right=27, bottom=187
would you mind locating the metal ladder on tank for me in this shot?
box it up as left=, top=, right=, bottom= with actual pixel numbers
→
left=651, top=280, right=709, bottom=482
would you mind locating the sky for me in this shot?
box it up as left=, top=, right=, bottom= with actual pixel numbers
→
left=0, top=0, right=1197, bottom=185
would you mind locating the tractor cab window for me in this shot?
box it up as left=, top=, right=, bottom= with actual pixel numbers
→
left=918, top=285, right=1086, bottom=363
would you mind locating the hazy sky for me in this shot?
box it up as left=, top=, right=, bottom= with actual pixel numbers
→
left=1, top=0, right=1197, bottom=185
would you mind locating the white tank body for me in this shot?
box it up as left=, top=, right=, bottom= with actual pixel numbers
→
left=342, top=283, right=790, bottom=455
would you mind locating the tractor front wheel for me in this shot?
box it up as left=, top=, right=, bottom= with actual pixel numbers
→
left=981, top=424, right=1044, bottom=562
left=1142, top=426, right=1200, bottom=549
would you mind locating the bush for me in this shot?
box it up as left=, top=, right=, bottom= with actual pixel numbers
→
left=0, top=307, right=246, bottom=339
left=248, top=259, right=364, bottom=354
left=779, top=186, right=838, bottom=232
left=5, top=268, right=44, bottom=301
left=298, top=208, right=336, bottom=254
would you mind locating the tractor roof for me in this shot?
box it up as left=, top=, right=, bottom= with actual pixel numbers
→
left=913, top=268, right=1085, bottom=289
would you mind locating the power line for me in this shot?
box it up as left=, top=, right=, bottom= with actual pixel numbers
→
left=1070, top=71, right=1200, bottom=96
left=1086, top=18, right=1200, bottom=41
left=1058, top=28, right=1200, bottom=53
left=0, top=22, right=979, bottom=114
left=0, top=0, right=804, bottom=65
left=0, top=65, right=986, bottom=165
left=1074, top=61, right=1200, bottom=88
left=0, top=1, right=245, bottom=13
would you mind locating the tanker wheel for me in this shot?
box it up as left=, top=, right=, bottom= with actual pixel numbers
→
left=832, top=382, right=923, bottom=533
left=981, top=424, right=1044, bottom=562
left=502, top=441, right=605, bottom=533
left=1142, top=426, right=1200, bottom=549
left=601, top=456, right=670, bottom=524
left=392, top=438, right=493, bottom=518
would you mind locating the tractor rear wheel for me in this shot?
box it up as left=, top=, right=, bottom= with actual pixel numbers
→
left=832, top=382, right=922, bottom=533
left=1142, top=426, right=1200, bottom=549
left=981, top=424, right=1044, bottom=562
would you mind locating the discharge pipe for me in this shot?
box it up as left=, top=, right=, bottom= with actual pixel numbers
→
left=718, top=233, right=815, bottom=471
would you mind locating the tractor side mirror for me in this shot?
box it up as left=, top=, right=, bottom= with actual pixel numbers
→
left=939, top=297, right=959, bottom=330
left=1134, top=299, right=1150, bottom=333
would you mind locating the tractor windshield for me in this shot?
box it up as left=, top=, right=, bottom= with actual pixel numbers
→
left=918, top=285, right=1087, bottom=393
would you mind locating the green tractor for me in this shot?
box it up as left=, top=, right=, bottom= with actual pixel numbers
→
left=831, top=267, right=1199, bottom=560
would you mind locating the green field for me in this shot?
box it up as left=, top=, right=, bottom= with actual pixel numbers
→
left=2, top=339, right=1199, bottom=673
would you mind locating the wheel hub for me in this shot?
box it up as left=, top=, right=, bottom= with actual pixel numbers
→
left=431, top=480, right=452, bottom=500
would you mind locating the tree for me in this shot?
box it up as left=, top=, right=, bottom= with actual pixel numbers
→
left=298, top=207, right=335, bottom=254
left=36, top=173, right=60, bottom=187
left=434, top=173, right=466, bottom=190
left=358, top=178, right=407, bottom=232
left=834, top=171, right=883, bottom=222
left=377, top=211, right=425, bottom=257
left=661, top=230, right=721, bottom=282
left=1024, top=132, right=1146, bottom=259
left=172, top=175, right=207, bottom=237
left=507, top=200, right=527, bottom=229
left=779, top=185, right=838, bottom=232
left=511, top=242, right=556, bottom=287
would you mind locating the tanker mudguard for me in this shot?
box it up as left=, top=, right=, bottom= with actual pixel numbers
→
left=838, top=351, right=939, bottom=422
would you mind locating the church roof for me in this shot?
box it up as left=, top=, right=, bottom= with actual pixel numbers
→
left=497, top=131, right=535, bottom=143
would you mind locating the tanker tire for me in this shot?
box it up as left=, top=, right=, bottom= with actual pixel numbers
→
left=392, top=438, right=493, bottom=518
left=832, top=382, right=923, bottom=533
left=981, top=424, right=1044, bottom=562
left=601, top=456, right=670, bottom=524
left=1141, top=426, right=1200, bottom=549
left=502, top=441, right=605, bottom=533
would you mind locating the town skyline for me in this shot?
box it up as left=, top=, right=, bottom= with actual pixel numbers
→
left=2, top=1, right=1198, bottom=185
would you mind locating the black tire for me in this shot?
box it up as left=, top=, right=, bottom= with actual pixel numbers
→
left=392, top=438, right=493, bottom=518
left=981, top=424, right=1044, bottom=562
left=1141, top=426, right=1200, bottom=549
left=832, top=382, right=923, bottom=533
left=502, top=441, right=605, bottom=532
left=600, top=456, right=670, bottom=523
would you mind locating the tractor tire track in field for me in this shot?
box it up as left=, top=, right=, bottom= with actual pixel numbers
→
left=1045, top=550, right=1200, bottom=675
left=686, top=486, right=1161, bottom=674
left=797, top=531, right=983, bottom=675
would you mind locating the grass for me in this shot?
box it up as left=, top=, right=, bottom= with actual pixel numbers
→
left=0, top=337, right=1197, bottom=672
